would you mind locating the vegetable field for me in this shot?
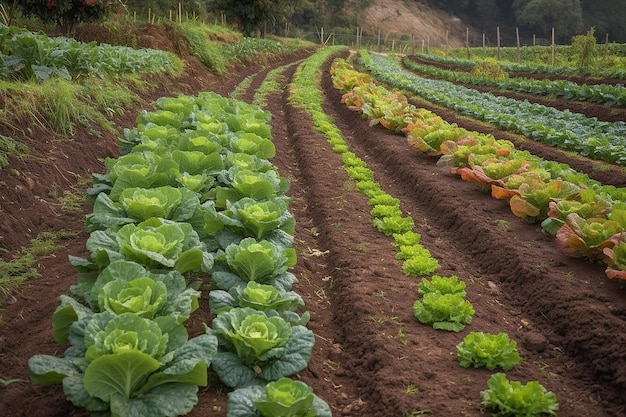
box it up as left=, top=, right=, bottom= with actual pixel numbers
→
left=1, top=26, right=625, bottom=417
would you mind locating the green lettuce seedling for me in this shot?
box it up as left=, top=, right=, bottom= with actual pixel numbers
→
left=480, top=373, right=559, bottom=417
left=457, top=332, right=521, bottom=370
left=412, top=292, right=474, bottom=332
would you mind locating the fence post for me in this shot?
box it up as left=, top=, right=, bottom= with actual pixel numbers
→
left=516, top=27, right=521, bottom=62
left=496, top=26, right=500, bottom=60
left=377, top=29, right=381, bottom=52
left=551, top=27, right=555, bottom=66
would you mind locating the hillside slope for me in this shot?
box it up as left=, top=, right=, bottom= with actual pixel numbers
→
left=356, top=0, right=468, bottom=48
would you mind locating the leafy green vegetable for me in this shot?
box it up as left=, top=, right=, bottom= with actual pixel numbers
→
left=456, top=332, right=521, bottom=370
left=401, top=255, right=440, bottom=277
left=226, top=378, right=332, bottom=417
left=73, top=218, right=212, bottom=274
left=412, top=292, right=474, bottom=332
left=208, top=281, right=308, bottom=326
left=211, top=237, right=297, bottom=291
left=418, top=275, right=466, bottom=296
left=210, top=307, right=315, bottom=388
left=603, top=239, right=626, bottom=280
left=555, top=213, right=623, bottom=260
left=373, top=214, right=414, bottom=236
left=29, top=312, right=218, bottom=417
left=480, top=373, right=559, bottom=417
left=212, top=197, right=295, bottom=240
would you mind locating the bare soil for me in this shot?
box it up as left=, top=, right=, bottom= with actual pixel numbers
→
left=0, top=26, right=624, bottom=417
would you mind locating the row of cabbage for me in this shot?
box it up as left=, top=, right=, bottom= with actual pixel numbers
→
left=333, top=54, right=626, bottom=281
left=402, top=56, right=626, bottom=107
left=28, top=91, right=332, bottom=417
left=292, top=47, right=558, bottom=416
left=0, top=24, right=180, bottom=81
left=421, top=51, right=626, bottom=79
left=359, top=51, right=626, bottom=166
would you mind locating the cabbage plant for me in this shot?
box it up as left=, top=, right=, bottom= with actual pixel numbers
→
left=85, top=186, right=204, bottom=232
left=226, top=378, right=332, bottom=417
left=209, top=281, right=309, bottom=326
left=456, top=332, right=521, bottom=371
left=29, top=312, right=218, bottom=417
left=72, top=218, right=213, bottom=274
left=53, top=260, right=200, bottom=343
left=211, top=237, right=298, bottom=292
left=215, top=197, right=295, bottom=240
left=210, top=307, right=315, bottom=389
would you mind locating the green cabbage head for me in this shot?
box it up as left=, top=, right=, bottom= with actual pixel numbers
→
left=254, top=377, right=315, bottom=417
left=215, top=307, right=292, bottom=366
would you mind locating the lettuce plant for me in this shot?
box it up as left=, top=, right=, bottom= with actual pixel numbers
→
left=480, top=373, right=559, bottom=417
left=418, top=275, right=466, bottom=297
left=72, top=218, right=212, bottom=274
left=226, top=378, right=332, bottom=417
left=456, top=332, right=521, bottom=370
left=401, top=255, right=440, bottom=277
left=412, top=292, right=474, bottom=332
left=555, top=213, right=624, bottom=260
left=29, top=312, right=218, bottom=417
left=210, top=307, right=315, bottom=389
left=603, top=239, right=626, bottom=280
left=373, top=214, right=414, bottom=236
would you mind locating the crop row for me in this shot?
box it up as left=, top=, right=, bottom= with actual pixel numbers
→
left=290, top=47, right=560, bottom=416
left=28, top=91, right=332, bottom=416
left=359, top=51, right=626, bottom=166
left=0, top=24, right=180, bottom=81
left=334, top=52, right=626, bottom=282
left=423, top=51, right=626, bottom=80
left=402, top=56, right=626, bottom=106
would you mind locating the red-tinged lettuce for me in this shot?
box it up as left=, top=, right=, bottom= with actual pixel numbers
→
left=509, top=178, right=580, bottom=223
left=603, top=239, right=626, bottom=280
left=210, top=307, right=315, bottom=389
left=555, top=213, right=624, bottom=260
left=541, top=189, right=611, bottom=235
left=226, top=378, right=332, bottom=417
left=412, top=292, right=474, bottom=332
left=456, top=332, right=521, bottom=371
left=480, top=373, right=558, bottom=417
left=29, top=312, right=218, bottom=417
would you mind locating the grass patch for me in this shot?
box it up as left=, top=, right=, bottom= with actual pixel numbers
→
left=0, top=134, right=30, bottom=168
left=0, top=230, right=77, bottom=312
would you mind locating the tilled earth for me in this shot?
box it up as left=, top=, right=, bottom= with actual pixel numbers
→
left=0, top=34, right=625, bottom=417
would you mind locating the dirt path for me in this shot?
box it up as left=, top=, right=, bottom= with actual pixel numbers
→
left=1, top=46, right=625, bottom=417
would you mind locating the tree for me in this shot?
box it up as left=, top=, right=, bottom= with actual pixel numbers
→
left=209, top=0, right=300, bottom=37
left=17, top=0, right=112, bottom=35
left=512, top=0, right=584, bottom=41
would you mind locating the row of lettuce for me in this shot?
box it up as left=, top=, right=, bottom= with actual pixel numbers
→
left=402, top=55, right=626, bottom=107
left=359, top=51, right=626, bottom=166
left=292, top=46, right=558, bottom=416
left=334, top=50, right=626, bottom=281
left=27, top=91, right=332, bottom=417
